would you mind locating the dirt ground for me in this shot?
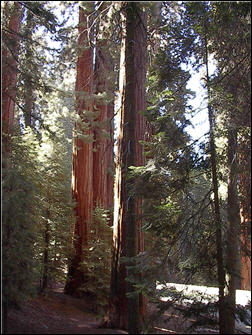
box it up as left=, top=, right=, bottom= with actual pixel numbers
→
left=4, top=283, right=249, bottom=334
left=5, top=283, right=127, bottom=334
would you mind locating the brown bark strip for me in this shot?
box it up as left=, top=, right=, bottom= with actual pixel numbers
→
left=65, top=5, right=94, bottom=296
left=239, top=136, right=251, bottom=290
left=93, top=40, right=114, bottom=216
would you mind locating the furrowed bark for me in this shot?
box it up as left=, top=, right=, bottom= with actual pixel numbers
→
left=108, top=3, right=147, bottom=332
left=65, top=5, right=94, bottom=296
left=93, top=38, right=114, bottom=220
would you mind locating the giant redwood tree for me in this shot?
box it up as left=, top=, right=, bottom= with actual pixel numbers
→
left=64, top=3, right=95, bottom=296
left=93, top=5, right=115, bottom=220
left=65, top=2, right=114, bottom=297
left=108, top=3, right=147, bottom=333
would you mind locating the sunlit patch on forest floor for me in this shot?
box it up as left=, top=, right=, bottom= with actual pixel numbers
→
left=5, top=282, right=251, bottom=334
left=150, top=283, right=251, bottom=334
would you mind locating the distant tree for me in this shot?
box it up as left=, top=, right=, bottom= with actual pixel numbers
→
left=184, top=2, right=251, bottom=333
left=2, top=1, right=21, bottom=160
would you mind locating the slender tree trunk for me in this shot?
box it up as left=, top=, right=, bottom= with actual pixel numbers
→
left=42, top=209, right=51, bottom=291
left=204, top=30, right=226, bottom=334
left=225, top=127, right=241, bottom=333
left=65, top=4, right=94, bottom=296
left=109, top=3, right=147, bottom=332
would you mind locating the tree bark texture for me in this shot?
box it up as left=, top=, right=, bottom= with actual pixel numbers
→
left=239, top=135, right=251, bottom=290
left=65, top=5, right=94, bottom=296
left=93, top=39, right=114, bottom=222
left=109, top=11, right=127, bottom=329
left=65, top=3, right=114, bottom=296
left=225, top=128, right=241, bottom=333
left=2, top=1, right=21, bottom=154
left=109, top=3, right=147, bottom=332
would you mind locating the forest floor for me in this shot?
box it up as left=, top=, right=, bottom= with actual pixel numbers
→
left=5, top=282, right=251, bottom=334
left=5, top=282, right=127, bottom=334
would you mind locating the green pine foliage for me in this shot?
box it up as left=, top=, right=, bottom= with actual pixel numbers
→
left=36, top=126, right=75, bottom=289
left=2, top=128, right=41, bottom=308
left=78, top=206, right=113, bottom=316
left=2, top=1, right=76, bottom=305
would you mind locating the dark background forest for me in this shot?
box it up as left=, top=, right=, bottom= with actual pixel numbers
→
left=1, top=1, right=251, bottom=334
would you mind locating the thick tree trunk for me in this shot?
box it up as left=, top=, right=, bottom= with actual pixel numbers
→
left=65, top=5, right=94, bottom=296
left=240, top=233, right=251, bottom=290
left=239, top=136, right=251, bottom=290
left=109, top=3, right=147, bottom=333
left=65, top=2, right=115, bottom=298
left=108, top=10, right=127, bottom=329
left=93, top=40, right=114, bottom=220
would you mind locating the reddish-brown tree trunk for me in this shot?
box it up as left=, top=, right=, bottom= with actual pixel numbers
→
left=93, top=41, right=114, bottom=221
left=2, top=1, right=21, bottom=153
left=108, top=3, right=147, bottom=332
left=65, top=5, right=94, bottom=296
left=239, top=136, right=251, bottom=290
left=65, top=3, right=115, bottom=297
